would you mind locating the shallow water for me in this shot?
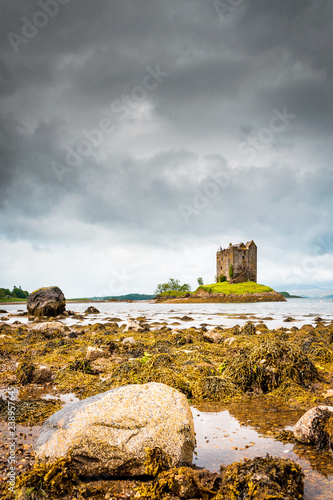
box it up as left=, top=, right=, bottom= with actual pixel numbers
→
left=192, top=399, right=333, bottom=500
left=1, top=297, right=333, bottom=329
left=0, top=422, right=40, bottom=481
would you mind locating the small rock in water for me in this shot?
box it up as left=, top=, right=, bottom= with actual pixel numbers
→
left=293, top=405, right=333, bottom=449
left=284, top=316, right=295, bottom=322
left=85, top=306, right=100, bottom=314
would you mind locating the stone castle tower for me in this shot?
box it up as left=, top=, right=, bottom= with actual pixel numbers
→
left=216, top=241, right=257, bottom=283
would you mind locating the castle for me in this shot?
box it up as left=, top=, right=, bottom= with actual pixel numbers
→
left=216, top=241, right=257, bottom=283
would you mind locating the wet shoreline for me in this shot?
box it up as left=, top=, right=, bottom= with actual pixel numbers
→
left=1, top=302, right=333, bottom=498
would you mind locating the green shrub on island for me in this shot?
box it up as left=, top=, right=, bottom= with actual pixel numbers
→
left=198, top=281, right=273, bottom=295
left=217, top=274, right=227, bottom=282
left=155, top=278, right=191, bottom=295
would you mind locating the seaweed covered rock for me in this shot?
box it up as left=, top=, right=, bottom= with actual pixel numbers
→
left=217, top=455, right=304, bottom=500
left=16, top=360, right=36, bottom=384
left=203, top=328, right=223, bottom=343
left=193, top=375, right=241, bottom=401
left=222, top=338, right=320, bottom=394
left=27, top=286, right=66, bottom=317
left=136, top=456, right=303, bottom=500
left=16, top=457, right=77, bottom=497
left=293, top=405, right=333, bottom=449
left=33, top=365, right=54, bottom=383
left=34, top=382, right=195, bottom=476
left=240, top=321, right=256, bottom=335
left=86, top=345, right=106, bottom=361
left=137, top=466, right=222, bottom=499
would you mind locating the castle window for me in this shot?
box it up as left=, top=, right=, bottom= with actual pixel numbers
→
left=242, top=256, right=244, bottom=260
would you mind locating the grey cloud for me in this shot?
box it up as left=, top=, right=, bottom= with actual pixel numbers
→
left=1, top=0, right=333, bottom=292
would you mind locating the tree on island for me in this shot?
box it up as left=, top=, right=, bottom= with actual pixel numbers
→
left=155, top=278, right=191, bottom=294
left=197, top=277, right=204, bottom=286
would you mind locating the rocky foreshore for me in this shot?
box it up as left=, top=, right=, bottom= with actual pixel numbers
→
left=1, top=298, right=333, bottom=498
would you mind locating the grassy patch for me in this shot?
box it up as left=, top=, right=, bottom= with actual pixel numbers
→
left=198, top=281, right=273, bottom=295
left=0, top=297, right=26, bottom=302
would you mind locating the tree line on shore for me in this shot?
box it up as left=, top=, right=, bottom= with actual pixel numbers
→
left=0, top=286, right=29, bottom=299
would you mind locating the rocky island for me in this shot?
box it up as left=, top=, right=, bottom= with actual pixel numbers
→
left=155, top=281, right=286, bottom=303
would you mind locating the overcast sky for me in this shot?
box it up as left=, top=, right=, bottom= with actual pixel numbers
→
left=1, top=0, right=333, bottom=297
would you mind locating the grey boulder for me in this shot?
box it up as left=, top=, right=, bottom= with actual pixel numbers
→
left=34, top=382, right=195, bottom=476
left=293, top=405, right=333, bottom=447
left=27, top=286, right=66, bottom=317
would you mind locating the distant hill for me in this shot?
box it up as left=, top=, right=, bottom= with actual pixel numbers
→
left=273, top=284, right=333, bottom=298
left=278, top=291, right=304, bottom=298
left=89, top=293, right=155, bottom=301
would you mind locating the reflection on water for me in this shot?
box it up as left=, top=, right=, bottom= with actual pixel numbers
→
left=41, top=392, right=80, bottom=405
left=192, top=399, right=333, bottom=500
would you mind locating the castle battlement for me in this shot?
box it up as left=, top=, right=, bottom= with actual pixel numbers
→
left=216, top=240, right=257, bottom=283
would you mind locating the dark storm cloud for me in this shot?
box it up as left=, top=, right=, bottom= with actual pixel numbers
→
left=1, top=0, right=333, bottom=291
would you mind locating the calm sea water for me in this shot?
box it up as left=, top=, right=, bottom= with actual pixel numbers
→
left=2, top=297, right=332, bottom=329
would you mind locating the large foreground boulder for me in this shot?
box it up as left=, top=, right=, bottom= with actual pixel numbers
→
left=27, top=286, right=66, bottom=317
left=34, top=382, right=195, bottom=476
left=293, top=405, right=333, bottom=449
